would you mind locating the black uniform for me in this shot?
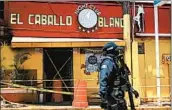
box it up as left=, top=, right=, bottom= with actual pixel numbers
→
left=99, top=42, right=139, bottom=110
left=99, top=56, right=127, bottom=110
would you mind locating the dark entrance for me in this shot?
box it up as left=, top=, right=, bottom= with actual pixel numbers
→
left=43, top=48, right=73, bottom=105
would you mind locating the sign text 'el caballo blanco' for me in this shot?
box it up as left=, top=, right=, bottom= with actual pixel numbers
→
left=10, top=4, right=123, bottom=33
left=10, top=13, right=123, bottom=28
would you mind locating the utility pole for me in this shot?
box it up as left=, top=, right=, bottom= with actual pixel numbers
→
left=123, top=1, right=138, bottom=108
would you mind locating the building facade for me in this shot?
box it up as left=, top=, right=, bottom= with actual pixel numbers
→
left=132, top=3, right=171, bottom=103
left=0, top=1, right=171, bottom=106
left=1, top=1, right=126, bottom=104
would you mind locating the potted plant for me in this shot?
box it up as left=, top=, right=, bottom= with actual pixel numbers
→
left=1, top=51, right=38, bottom=103
left=10, top=52, right=32, bottom=85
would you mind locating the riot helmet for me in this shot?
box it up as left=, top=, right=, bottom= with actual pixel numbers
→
left=102, top=41, right=120, bottom=56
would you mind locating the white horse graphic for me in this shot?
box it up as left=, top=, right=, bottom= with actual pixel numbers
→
left=134, top=5, right=144, bottom=32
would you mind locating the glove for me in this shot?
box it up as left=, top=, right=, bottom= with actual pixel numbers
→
left=133, top=90, right=139, bottom=98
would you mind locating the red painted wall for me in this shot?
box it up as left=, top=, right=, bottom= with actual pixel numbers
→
left=4, top=2, right=124, bottom=39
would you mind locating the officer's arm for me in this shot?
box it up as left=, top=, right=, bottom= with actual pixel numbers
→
left=99, top=59, right=113, bottom=99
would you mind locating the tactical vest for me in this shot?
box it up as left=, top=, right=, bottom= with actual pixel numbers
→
left=99, top=57, right=128, bottom=91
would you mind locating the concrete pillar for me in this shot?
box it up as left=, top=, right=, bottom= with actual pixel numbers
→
left=123, top=1, right=132, bottom=107
left=73, top=48, right=81, bottom=86
left=132, top=41, right=141, bottom=106
left=123, top=14, right=131, bottom=72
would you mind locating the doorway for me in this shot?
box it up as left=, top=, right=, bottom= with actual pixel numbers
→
left=43, top=48, right=73, bottom=104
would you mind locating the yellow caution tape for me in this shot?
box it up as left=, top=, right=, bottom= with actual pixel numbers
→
left=0, top=81, right=73, bottom=95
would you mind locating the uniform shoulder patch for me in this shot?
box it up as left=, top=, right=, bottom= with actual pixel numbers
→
left=101, top=65, right=107, bottom=69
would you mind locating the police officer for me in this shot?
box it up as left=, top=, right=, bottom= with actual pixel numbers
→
left=99, top=42, right=139, bottom=110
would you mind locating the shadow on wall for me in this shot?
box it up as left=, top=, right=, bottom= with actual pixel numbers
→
left=0, top=43, right=42, bottom=103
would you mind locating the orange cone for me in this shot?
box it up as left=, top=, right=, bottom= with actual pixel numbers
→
left=72, top=80, right=88, bottom=108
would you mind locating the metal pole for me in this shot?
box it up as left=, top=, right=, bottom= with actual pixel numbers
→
left=154, top=6, right=161, bottom=106
left=170, top=0, right=172, bottom=109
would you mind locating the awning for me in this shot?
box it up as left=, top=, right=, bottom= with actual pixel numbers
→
left=11, top=37, right=126, bottom=48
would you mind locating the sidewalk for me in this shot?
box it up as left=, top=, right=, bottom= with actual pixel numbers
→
left=1, top=101, right=171, bottom=110
left=1, top=105, right=171, bottom=110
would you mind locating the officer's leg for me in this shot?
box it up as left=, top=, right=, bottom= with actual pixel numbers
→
left=103, top=106, right=110, bottom=110
left=110, top=101, right=127, bottom=110
left=110, top=88, right=127, bottom=110
left=107, top=96, right=118, bottom=110
left=109, top=97, right=127, bottom=110
left=117, top=98, right=128, bottom=110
